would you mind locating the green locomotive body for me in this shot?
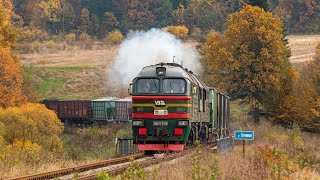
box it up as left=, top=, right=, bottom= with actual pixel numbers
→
left=131, top=63, right=230, bottom=151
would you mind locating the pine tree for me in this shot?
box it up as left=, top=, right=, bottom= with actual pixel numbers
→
left=100, top=11, right=119, bottom=36
left=246, top=0, right=269, bottom=11
left=80, top=8, right=90, bottom=33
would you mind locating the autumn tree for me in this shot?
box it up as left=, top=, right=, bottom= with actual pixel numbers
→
left=100, top=11, right=119, bottom=37
left=201, top=5, right=294, bottom=124
left=166, top=25, right=188, bottom=39
left=79, top=8, right=90, bottom=34
left=36, top=0, right=63, bottom=34
left=0, top=0, right=25, bottom=108
left=123, top=0, right=156, bottom=30
left=293, top=43, right=320, bottom=131
left=172, top=3, right=186, bottom=25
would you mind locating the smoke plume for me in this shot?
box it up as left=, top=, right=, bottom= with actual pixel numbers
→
left=108, top=28, right=201, bottom=87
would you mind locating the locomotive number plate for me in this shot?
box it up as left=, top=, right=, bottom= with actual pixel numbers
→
left=154, top=110, right=168, bottom=115
left=153, top=121, right=168, bottom=126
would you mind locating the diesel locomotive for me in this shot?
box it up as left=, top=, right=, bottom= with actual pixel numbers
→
left=130, top=63, right=230, bottom=152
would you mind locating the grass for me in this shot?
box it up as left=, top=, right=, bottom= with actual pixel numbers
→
left=141, top=101, right=320, bottom=180
left=0, top=124, right=132, bottom=179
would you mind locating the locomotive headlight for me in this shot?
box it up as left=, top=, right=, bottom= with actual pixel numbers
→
left=132, top=120, right=144, bottom=126
left=178, top=120, right=189, bottom=126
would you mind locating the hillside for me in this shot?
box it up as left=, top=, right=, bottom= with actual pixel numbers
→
left=19, top=35, right=320, bottom=100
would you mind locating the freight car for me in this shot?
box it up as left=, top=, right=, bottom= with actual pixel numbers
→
left=42, top=98, right=132, bottom=124
left=130, top=63, right=230, bottom=152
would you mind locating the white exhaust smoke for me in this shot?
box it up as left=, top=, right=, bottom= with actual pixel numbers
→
left=108, top=28, right=201, bottom=87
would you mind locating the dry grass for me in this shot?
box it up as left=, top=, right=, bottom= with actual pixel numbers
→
left=144, top=121, right=320, bottom=180
left=17, top=35, right=320, bottom=100
left=287, top=35, right=320, bottom=63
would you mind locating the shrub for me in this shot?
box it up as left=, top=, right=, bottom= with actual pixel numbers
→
left=65, top=33, right=76, bottom=44
left=79, top=33, right=91, bottom=42
left=105, top=29, right=124, bottom=45
left=0, top=103, right=64, bottom=151
left=45, top=40, right=61, bottom=52
left=79, top=33, right=93, bottom=49
left=166, top=25, right=189, bottom=39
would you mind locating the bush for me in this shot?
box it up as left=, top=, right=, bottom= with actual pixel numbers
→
left=45, top=40, right=61, bottom=52
left=105, top=29, right=124, bottom=45
left=0, top=103, right=64, bottom=151
left=166, top=25, right=189, bottom=39
left=65, top=33, right=76, bottom=44
left=79, top=33, right=94, bottom=49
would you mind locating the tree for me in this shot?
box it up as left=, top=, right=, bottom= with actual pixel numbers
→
left=172, top=3, right=186, bottom=25
left=0, top=0, right=16, bottom=48
left=0, top=1, right=25, bottom=108
left=0, top=48, right=25, bottom=108
left=89, top=14, right=100, bottom=36
left=185, top=0, right=227, bottom=33
left=100, top=11, right=119, bottom=36
left=151, top=0, right=173, bottom=27
left=37, top=0, right=63, bottom=34
left=123, top=0, right=156, bottom=30
left=246, top=0, right=269, bottom=11
left=201, top=6, right=294, bottom=124
left=80, top=8, right=90, bottom=34
left=293, top=43, right=320, bottom=131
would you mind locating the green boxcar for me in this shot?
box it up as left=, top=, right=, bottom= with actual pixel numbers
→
left=91, top=97, right=118, bottom=121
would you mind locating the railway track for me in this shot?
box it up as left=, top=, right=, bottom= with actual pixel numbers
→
left=8, top=145, right=215, bottom=180
left=77, top=151, right=188, bottom=180
left=8, top=154, right=144, bottom=180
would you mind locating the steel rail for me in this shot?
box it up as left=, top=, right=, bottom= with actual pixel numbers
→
left=8, top=154, right=144, bottom=180
left=78, top=151, right=191, bottom=180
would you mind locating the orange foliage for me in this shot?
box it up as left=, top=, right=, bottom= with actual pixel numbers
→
left=0, top=48, right=26, bottom=108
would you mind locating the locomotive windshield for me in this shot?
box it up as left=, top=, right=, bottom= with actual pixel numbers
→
left=137, top=79, right=159, bottom=93
left=163, top=79, right=186, bottom=94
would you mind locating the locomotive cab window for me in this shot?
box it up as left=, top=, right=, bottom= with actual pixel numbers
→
left=137, top=79, right=159, bottom=94
left=163, top=79, right=186, bottom=94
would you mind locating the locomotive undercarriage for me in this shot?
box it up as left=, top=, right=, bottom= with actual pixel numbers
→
left=188, top=122, right=228, bottom=145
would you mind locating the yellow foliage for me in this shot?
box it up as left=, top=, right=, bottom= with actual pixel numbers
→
left=65, top=33, right=76, bottom=43
left=105, top=29, right=124, bottom=45
left=166, top=25, right=189, bottom=39
left=0, top=0, right=16, bottom=48
left=0, top=103, right=64, bottom=151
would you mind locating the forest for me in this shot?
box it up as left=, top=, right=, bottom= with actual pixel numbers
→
left=11, top=0, right=320, bottom=39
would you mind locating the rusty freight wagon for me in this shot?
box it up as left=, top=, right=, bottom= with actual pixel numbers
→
left=42, top=100, right=92, bottom=124
left=115, top=98, right=132, bottom=122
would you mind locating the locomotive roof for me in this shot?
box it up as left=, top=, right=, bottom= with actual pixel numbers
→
left=136, top=63, right=207, bottom=89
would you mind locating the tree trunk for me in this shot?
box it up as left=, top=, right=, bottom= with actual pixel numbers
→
left=253, top=107, right=260, bottom=125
